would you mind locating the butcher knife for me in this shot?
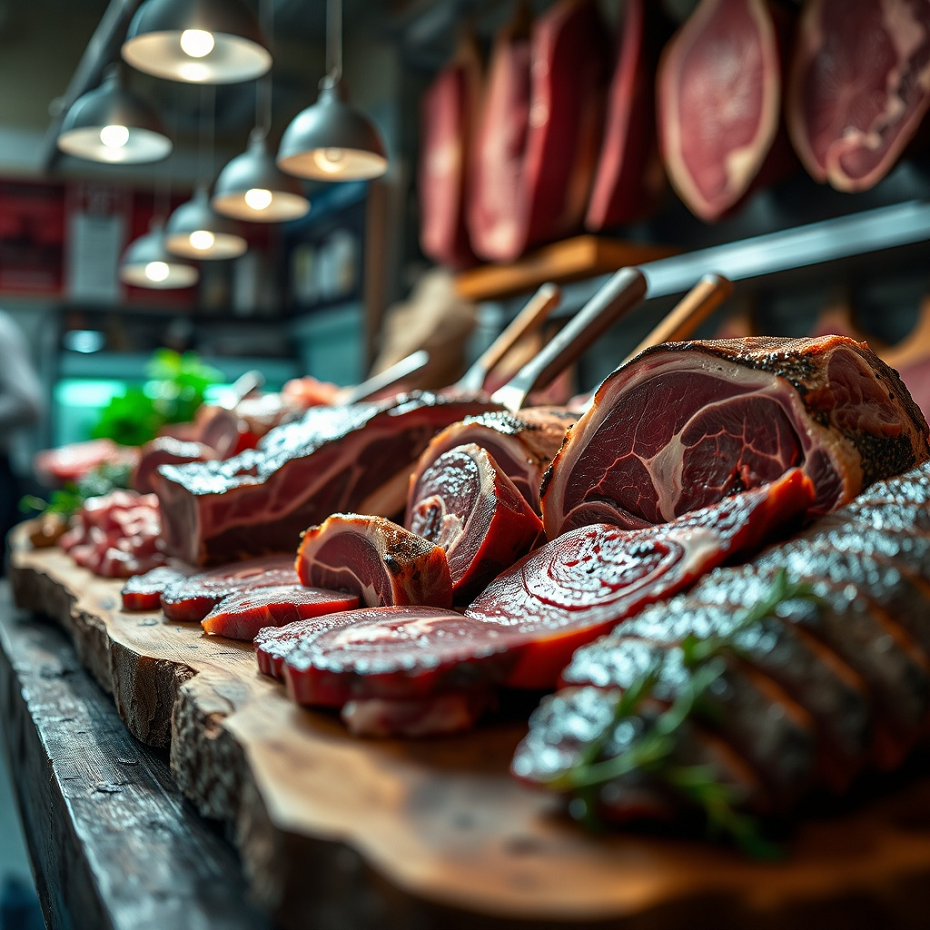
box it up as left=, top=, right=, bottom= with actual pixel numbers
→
left=338, top=350, right=431, bottom=405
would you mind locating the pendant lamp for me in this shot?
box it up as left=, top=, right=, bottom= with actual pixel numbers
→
left=121, top=0, right=271, bottom=84
left=276, top=0, right=387, bottom=181
left=57, top=65, right=172, bottom=164
left=120, top=221, right=199, bottom=288
left=165, top=185, right=248, bottom=259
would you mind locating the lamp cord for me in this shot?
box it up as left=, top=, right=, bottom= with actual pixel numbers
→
left=255, top=0, right=273, bottom=139
left=326, top=0, right=343, bottom=83
left=199, top=83, right=216, bottom=190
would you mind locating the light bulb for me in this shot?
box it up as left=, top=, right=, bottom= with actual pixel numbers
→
left=145, top=261, right=170, bottom=282
left=313, top=148, right=346, bottom=175
left=244, top=188, right=273, bottom=211
left=180, top=29, right=215, bottom=58
left=189, top=230, right=216, bottom=251
left=99, top=124, right=130, bottom=148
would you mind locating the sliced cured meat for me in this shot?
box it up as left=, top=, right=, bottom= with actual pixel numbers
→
left=281, top=607, right=509, bottom=705
left=418, top=34, right=482, bottom=270
left=131, top=436, right=216, bottom=495
left=541, top=336, right=930, bottom=538
left=408, top=408, right=576, bottom=513
left=160, top=556, right=298, bottom=623
left=256, top=614, right=354, bottom=679
left=201, top=585, right=359, bottom=641
left=468, top=0, right=610, bottom=261
left=787, top=0, right=930, bottom=192
left=407, top=444, right=543, bottom=602
left=296, top=514, right=453, bottom=609
left=341, top=691, right=499, bottom=738
left=585, top=0, right=666, bottom=230
left=517, top=461, right=930, bottom=826
left=468, top=469, right=813, bottom=689
left=155, top=392, right=494, bottom=565
left=657, top=0, right=795, bottom=221
left=121, top=564, right=195, bottom=611
left=33, top=439, right=140, bottom=487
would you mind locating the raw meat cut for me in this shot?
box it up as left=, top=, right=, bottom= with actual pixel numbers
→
left=585, top=0, right=666, bottom=230
left=59, top=490, right=165, bottom=578
left=160, top=556, right=298, bottom=623
left=514, top=460, right=930, bottom=825
left=340, top=692, right=499, bottom=738
left=280, top=607, right=500, bottom=704
left=408, top=407, right=577, bottom=513
left=657, top=0, right=795, bottom=221
left=33, top=439, right=140, bottom=486
left=406, top=443, right=543, bottom=601
left=418, top=34, right=482, bottom=269
left=541, top=336, right=930, bottom=538
left=131, top=437, right=216, bottom=495
left=787, top=0, right=930, bottom=192
left=467, top=0, right=610, bottom=261
left=155, top=392, right=493, bottom=565
left=121, top=564, right=194, bottom=611
left=272, top=473, right=812, bottom=716
left=201, top=585, right=359, bottom=641
left=296, top=514, right=453, bottom=609
left=466, top=468, right=813, bottom=689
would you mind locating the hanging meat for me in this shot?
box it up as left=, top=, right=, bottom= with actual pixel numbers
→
left=406, top=443, right=543, bottom=601
left=468, top=0, right=610, bottom=261
left=656, top=0, right=796, bottom=221
left=514, top=459, right=930, bottom=827
left=155, top=393, right=492, bottom=565
left=540, top=336, right=930, bottom=538
left=585, top=0, right=667, bottom=231
left=787, top=0, right=930, bottom=192
left=295, top=514, right=454, bottom=609
left=407, top=407, right=577, bottom=514
left=418, top=32, right=483, bottom=270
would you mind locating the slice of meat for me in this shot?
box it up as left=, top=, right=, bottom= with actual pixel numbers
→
left=407, top=443, right=543, bottom=602
left=132, top=437, right=217, bottom=495
left=468, top=0, right=610, bottom=261
left=541, top=336, right=930, bottom=538
left=340, top=691, right=499, bottom=738
left=281, top=607, right=509, bottom=705
left=201, top=585, right=360, bottom=641
left=657, top=0, right=796, bottom=221
left=155, top=392, right=495, bottom=565
left=160, top=556, right=299, bottom=623
left=418, top=34, right=482, bottom=270
left=585, top=0, right=667, bottom=230
left=408, top=407, right=577, bottom=513
left=468, top=469, right=813, bottom=689
left=121, top=564, right=195, bottom=611
left=296, top=514, right=453, bottom=609
left=787, top=0, right=930, bottom=192
left=256, top=614, right=355, bottom=679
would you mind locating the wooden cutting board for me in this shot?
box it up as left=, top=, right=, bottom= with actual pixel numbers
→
left=9, top=526, right=930, bottom=930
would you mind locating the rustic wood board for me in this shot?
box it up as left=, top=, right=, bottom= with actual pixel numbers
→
left=454, top=236, right=677, bottom=302
left=10, top=526, right=930, bottom=930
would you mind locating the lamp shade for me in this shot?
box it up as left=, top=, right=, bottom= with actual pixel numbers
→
left=212, top=132, right=310, bottom=222
left=122, top=0, right=271, bottom=84
left=58, top=67, right=172, bottom=164
left=165, top=187, right=248, bottom=259
left=277, top=80, right=387, bottom=181
left=120, top=223, right=199, bottom=288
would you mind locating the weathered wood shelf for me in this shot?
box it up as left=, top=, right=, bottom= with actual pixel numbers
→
left=8, top=526, right=930, bottom=929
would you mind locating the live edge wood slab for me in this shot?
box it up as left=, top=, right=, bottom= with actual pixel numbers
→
left=9, top=525, right=930, bottom=930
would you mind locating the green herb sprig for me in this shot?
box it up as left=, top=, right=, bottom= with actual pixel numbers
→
left=548, top=568, right=821, bottom=857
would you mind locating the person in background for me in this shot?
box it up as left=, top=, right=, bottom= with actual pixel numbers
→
left=0, top=310, right=43, bottom=574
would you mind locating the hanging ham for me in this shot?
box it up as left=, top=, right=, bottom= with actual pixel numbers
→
left=656, top=0, right=795, bottom=221
left=787, top=0, right=930, bottom=192
left=540, top=336, right=930, bottom=538
left=585, top=0, right=667, bottom=230
left=468, top=0, right=610, bottom=261
left=418, top=33, right=483, bottom=270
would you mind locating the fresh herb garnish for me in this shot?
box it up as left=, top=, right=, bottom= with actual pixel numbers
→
left=547, top=568, right=821, bottom=857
